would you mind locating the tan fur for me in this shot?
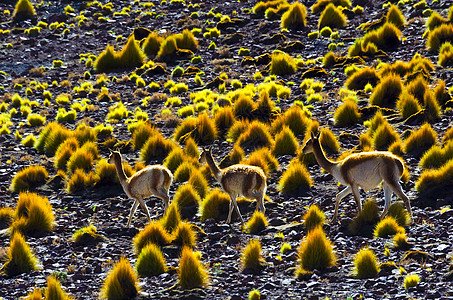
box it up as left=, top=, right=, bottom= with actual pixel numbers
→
left=108, top=150, right=173, bottom=227
left=302, top=132, right=412, bottom=222
left=199, top=148, right=267, bottom=226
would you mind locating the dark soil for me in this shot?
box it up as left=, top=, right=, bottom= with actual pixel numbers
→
left=1, top=0, right=453, bottom=299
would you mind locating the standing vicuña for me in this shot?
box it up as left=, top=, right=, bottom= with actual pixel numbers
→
left=302, top=131, right=412, bottom=222
left=108, top=150, right=173, bottom=227
left=199, top=147, right=267, bottom=226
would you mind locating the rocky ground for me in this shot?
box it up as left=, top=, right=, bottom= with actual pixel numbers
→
left=0, top=0, right=453, bottom=299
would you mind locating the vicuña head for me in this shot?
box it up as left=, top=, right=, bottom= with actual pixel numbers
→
left=199, top=147, right=267, bottom=226
left=302, top=131, right=412, bottom=223
left=108, top=149, right=173, bottom=227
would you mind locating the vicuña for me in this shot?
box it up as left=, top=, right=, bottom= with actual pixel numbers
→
left=302, top=131, right=412, bottom=222
left=108, top=150, right=173, bottom=227
left=199, top=147, right=267, bottom=225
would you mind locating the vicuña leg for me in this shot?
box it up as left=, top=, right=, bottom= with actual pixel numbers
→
left=333, top=186, right=352, bottom=222
left=387, top=182, right=412, bottom=222
left=381, top=183, right=392, bottom=219
left=156, top=187, right=170, bottom=211
left=350, top=184, right=362, bottom=212
left=127, top=199, right=140, bottom=227
left=136, top=197, right=152, bottom=224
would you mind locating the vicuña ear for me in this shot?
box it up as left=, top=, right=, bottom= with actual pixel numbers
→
left=311, top=131, right=316, bottom=140
left=316, top=131, right=321, bottom=139
left=208, top=145, right=212, bottom=152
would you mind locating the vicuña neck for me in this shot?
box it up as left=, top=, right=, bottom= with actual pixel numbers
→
left=205, top=152, right=222, bottom=181
left=113, top=158, right=129, bottom=185
left=312, top=140, right=337, bottom=174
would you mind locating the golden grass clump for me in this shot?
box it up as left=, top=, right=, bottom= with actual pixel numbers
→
left=241, top=239, right=266, bottom=271
left=303, top=205, right=326, bottom=232
left=66, top=169, right=98, bottom=194
left=319, top=127, right=340, bottom=154
left=140, top=134, right=175, bottom=163
left=427, top=23, right=453, bottom=52
left=404, top=123, right=437, bottom=154
left=353, top=247, right=380, bottom=279
left=95, top=35, right=145, bottom=73
left=131, top=122, right=159, bottom=150
left=174, top=29, right=199, bottom=52
left=159, top=202, right=181, bottom=232
left=349, top=199, right=380, bottom=235
left=133, top=221, right=173, bottom=254
left=142, top=32, right=163, bottom=57
left=372, top=122, right=401, bottom=151
left=386, top=5, right=405, bottom=28
left=45, top=275, right=73, bottom=300
left=100, top=256, right=138, bottom=300
left=246, top=211, right=268, bottom=234
left=419, top=140, right=453, bottom=169
left=12, top=0, right=36, bottom=22
left=393, top=232, right=412, bottom=250
left=281, top=2, right=307, bottom=30
left=334, top=99, right=361, bottom=127
left=71, top=224, right=105, bottom=246
left=66, top=147, right=94, bottom=173
left=177, top=247, right=209, bottom=291
left=164, top=147, right=187, bottom=172
left=297, top=226, right=335, bottom=271
left=254, top=0, right=288, bottom=15
left=172, top=222, right=197, bottom=248
left=174, top=184, right=202, bottom=208
left=318, top=3, right=347, bottom=29
left=35, top=122, right=73, bottom=156
left=278, top=160, right=312, bottom=196
left=311, top=0, right=351, bottom=14
left=249, top=289, right=261, bottom=300
left=243, top=148, right=279, bottom=176
left=426, top=11, right=449, bottom=31
left=416, top=159, right=453, bottom=193
left=345, top=67, right=379, bottom=91
left=11, top=192, right=54, bottom=235
left=396, top=90, right=422, bottom=120
left=270, top=51, right=297, bottom=76
left=174, top=161, right=197, bottom=182
left=423, top=90, right=442, bottom=121
left=0, top=207, right=14, bottom=229
left=27, top=114, right=46, bottom=127
left=174, top=114, right=218, bottom=145
left=237, top=121, right=273, bottom=150
left=135, top=243, right=167, bottom=277
left=374, top=216, right=405, bottom=238
left=188, top=169, right=208, bottom=199
left=387, top=202, right=411, bottom=226
left=439, top=42, right=453, bottom=67
left=369, top=73, right=403, bottom=108
left=362, top=23, right=402, bottom=51
left=215, top=106, right=236, bottom=135
left=404, top=273, right=420, bottom=289
left=272, top=126, right=299, bottom=156
left=233, top=94, right=255, bottom=120
left=10, top=165, right=48, bottom=192
left=24, top=289, right=43, bottom=300
left=0, top=232, right=39, bottom=277
left=199, top=189, right=230, bottom=221
left=272, top=106, right=311, bottom=136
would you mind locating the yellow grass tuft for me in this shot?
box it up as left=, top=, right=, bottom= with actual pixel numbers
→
left=0, top=232, right=39, bottom=277
left=374, top=216, right=405, bottom=238
left=241, top=239, right=266, bottom=271
left=278, top=160, right=312, bottom=196
left=133, top=221, right=173, bottom=254
left=318, top=3, right=347, bottom=29
left=45, top=276, right=73, bottom=300
left=172, top=222, right=197, bottom=248
left=11, top=192, right=54, bottom=235
left=353, top=247, right=380, bottom=278
left=270, top=51, right=297, bottom=76
left=178, top=247, right=209, bottom=289
left=246, top=211, right=268, bottom=234
left=297, top=226, right=335, bottom=271
left=303, top=205, right=326, bottom=232
left=100, top=256, right=138, bottom=299
left=10, top=165, right=48, bottom=192
left=135, top=243, right=167, bottom=277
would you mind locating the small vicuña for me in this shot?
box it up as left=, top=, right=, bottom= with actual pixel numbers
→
left=199, top=147, right=267, bottom=226
left=302, top=131, right=412, bottom=222
left=108, top=150, right=173, bottom=227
